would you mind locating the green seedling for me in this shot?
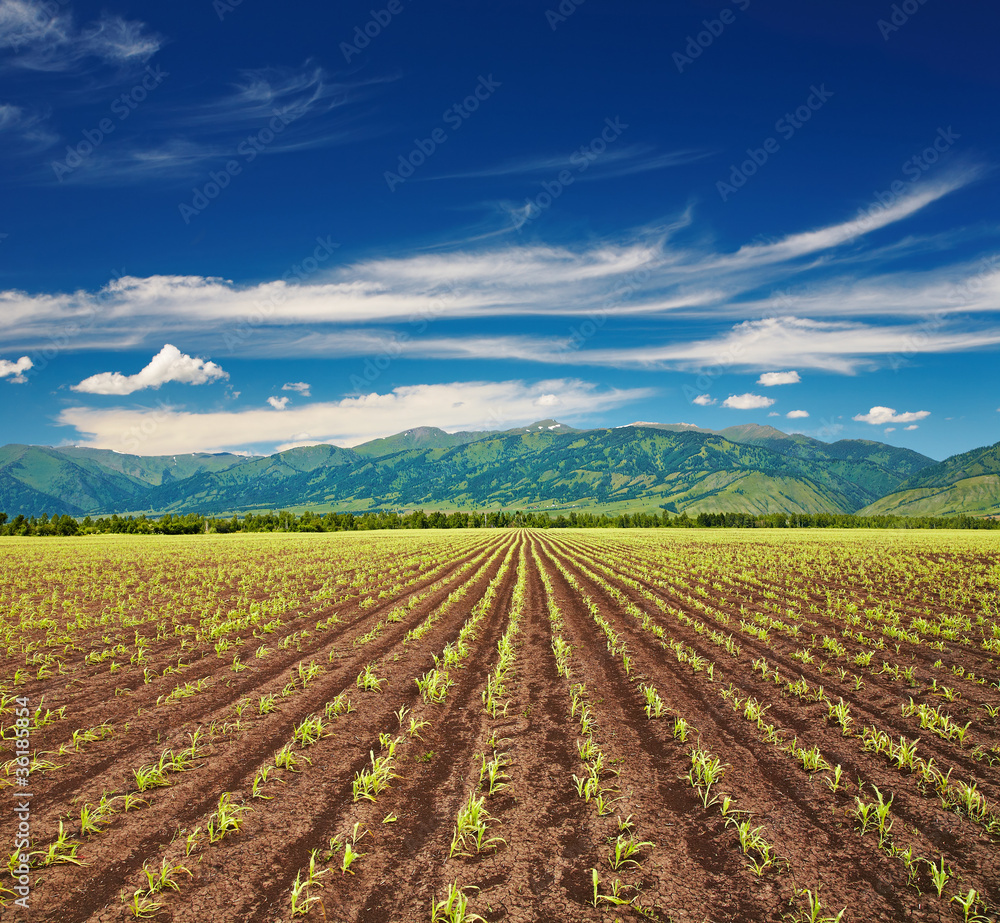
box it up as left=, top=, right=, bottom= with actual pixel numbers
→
left=356, top=662, right=384, bottom=691
left=289, top=870, right=319, bottom=917
left=39, top=820, right=84, bottom=867
left=408, top=716, right=430, bottom=739
left=206, top=792, right=250, bottom=843
left=688, top=748, right=725, bottom=808
left=951, top=889, right=986, bottom=923
left=927, top=855, right=949, bottom=898
left=608, top=833, right=654, bottom=871
left=431, top=881, right=487, bottom=923
left=590, top=869, right=634, bottom=907
left=127, top=890, right=163, bottom=919
left=142, top=857, right=192, bottom=894
left=793, top=887, right=846, bottom=923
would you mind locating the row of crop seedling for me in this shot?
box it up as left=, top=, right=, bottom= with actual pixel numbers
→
left=901, top=697, right=974, bottom=746
left=851, top=783, right=994, bottom=921
left=719, top=662, right=999, bottom=918
left=558, top=545, right=742, bottom=670
left=749, top=649, right=1000, bottom=841
left=125, top=682, right=360, bottom=918
left=481, top=549, right=526, bottom=718
left=282, top=545, right=520, bottom=918
left=10, top=730, right=209, bottom=885
left=588, top=532, right=980, bottom=676
left=534, top=545, right=664, bottom=915
left=543, top=553, right=639, bottom=684
left=431, top=544, right=531, bottom=921
left=403, top=541, right=513, bottom=645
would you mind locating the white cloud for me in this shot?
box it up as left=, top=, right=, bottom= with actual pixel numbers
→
left=885, top=427, right=896, bottom=433
left=692, top=394, right=715, bottom=406
left=853, top=406, right=930, bottom=425
left=0, top=168, right=988, bottom=365
left=57, top=379, right=652, bottom=455
left=0, top=354, right=31, bottom=382
left=786, top=410, right=810, bottom=419
left=904, top=424, right=919, bottom=431
left=757, top=370, right=801, bottom=386
left=267, top=396, right=290, bottom=411
left=282, top=381, right=311, bottom=396
left=71, top=344, right=228, bottom=395
left=723, top=393, right=775, bottom=410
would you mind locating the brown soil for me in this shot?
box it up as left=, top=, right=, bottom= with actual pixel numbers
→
left=2, top=530, right=998, bottom=923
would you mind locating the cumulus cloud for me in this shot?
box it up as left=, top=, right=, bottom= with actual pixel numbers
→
left=57, top=379, right=652, bottom=455
left=904, top=424, right=919, bottom=431
left=786, top=410, right=810, bottom=419
left=757, top=370, right=801, bottom=386
left=0, top=354, right=31, bottom=382
left=692, top=394, right=715, bottom=406
left=853, top=406, right=930, bottom=425
left=723, top=393, right=775, bottom=410
left=267, top=396, right=290, bottom=410
left=282, top=381, right=311, bottom=396
left=71, top=344, right=228, bottom=395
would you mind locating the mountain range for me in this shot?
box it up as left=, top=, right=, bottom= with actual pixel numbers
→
left=1, top=421, right=998, bottom=519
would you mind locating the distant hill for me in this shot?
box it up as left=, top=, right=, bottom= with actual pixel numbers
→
left=859, top=440, right=1000, bottom=517
left=0, top=421, right=954, bottom=518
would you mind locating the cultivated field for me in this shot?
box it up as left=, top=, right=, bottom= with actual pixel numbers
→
left=1, top=529, right=999, bottom=923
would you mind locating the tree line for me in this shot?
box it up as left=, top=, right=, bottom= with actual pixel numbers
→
left=0, top=508, right=996, bottom=536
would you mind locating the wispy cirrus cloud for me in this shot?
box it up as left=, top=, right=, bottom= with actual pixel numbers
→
left=0, top=101, right=56, bottom=150
left=2, top=167, right=996, bottom=377
left=0, top=0, right=162, bottom=73
left=52, top=64, right=392, bottom=184
left=431, top=144, right=709, bottom=181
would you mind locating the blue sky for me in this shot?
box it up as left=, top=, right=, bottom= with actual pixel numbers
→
left=1, top=0, right=998, bottom=460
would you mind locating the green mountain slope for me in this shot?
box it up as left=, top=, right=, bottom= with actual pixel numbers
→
left=134, top=424, right=930, bottom=516
left=0, top=423, right=956, bottom=518
left=859, top=441, right=1000, bottom=517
